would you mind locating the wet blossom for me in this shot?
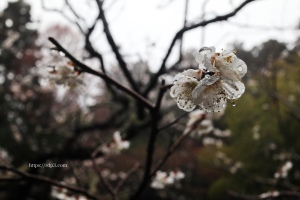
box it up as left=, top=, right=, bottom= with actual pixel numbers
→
left=193, top=47, right=247, bottom=112
left=170, top=69, right=202, bottom=112
left=170, top=46, right=247, bottom=112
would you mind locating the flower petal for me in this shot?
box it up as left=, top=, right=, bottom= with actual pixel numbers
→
left=232, top=59, right=247, bottom=78
left=222, top=80, right=245, bottom=99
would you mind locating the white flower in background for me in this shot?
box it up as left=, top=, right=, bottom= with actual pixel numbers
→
left=193, top=46, right=247, bottom=112
left=184, top=110, right=214, bottom=136
left=51, top=186, right=88, bottom=200
left=170, top=69, right=202, bottom=112
left=101, top=131, right=130, bottom=155
left=184, top=109, right=230, bottom=141
left=151, top=171, right=174, bottom=189
left=151, top=170, right=185, bottom=190
left=170, top=170, right=185, bottom=180
left=259, top=190, right=280, bottom=199
left=47, top=61, right=83, bottom=89
left=274, top=161, right=293, bottom=179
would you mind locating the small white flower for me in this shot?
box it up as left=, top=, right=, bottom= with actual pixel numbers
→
left=170, top=69, right=202, bottom=112
left=151, top=171, right=174, bottom=189
left=259, top=190, right=280, bottom=199
left=47, top=63, right=83, bottom=89
left=101, top=131, right=130, bottom=155
left=170, top=170, right=185, bottom=180
left=274, top=161, right=293, bottom=179
left=51, top=187, right=67, bottom=200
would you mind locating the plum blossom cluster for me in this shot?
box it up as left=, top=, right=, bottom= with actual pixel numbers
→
left=170, top=47, right=247, bottom=112
left=184, top=110, right=231, bottom=147
left=151, top=170, right=185, bottom=189
left=274, top=161, right=293, bottom=179
left=47, top=62, right=83, bottom=89
left=41, top=50, right=83, bottom=89
left=51, top=186, right=87, bottom=200
left=100, top=131, right=130, bottom=155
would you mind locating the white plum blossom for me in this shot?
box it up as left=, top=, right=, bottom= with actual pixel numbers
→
left=151, top=171, right=174, bottom=189
left=170, top=46, right=247, bottom=112
left=274, top=161, right=293, bottom=179
left=101, top=131, right=130, bottom=155
left=170, top=170, right=185, bottom=180
left=151, top=170, right=185, bottom=190
left=259, top=190, right=280, bottom=199
left=47, top=62, right=83, bottom=89
left=184, top=109, right=213, bottom=136
left=51, top=186, right=88, bottom=200
left=170, top=69, right=202, bottom=112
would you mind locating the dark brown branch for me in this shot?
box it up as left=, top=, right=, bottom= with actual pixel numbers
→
left=178, top=0, right=189, bottom=60
left=91, top=155, right=117, bottom=200
left=131, top=80, right=166, bottom=200
left=143, top=0, right=258, bottom=97
left=0, top=165, right=99, bottom=200
left=151, top=115, right=205, bottom=177
left=114, top=162, right=141, bottom=194
left=48, top=37, right=154, bottom=110
left=158, top=112, right=188, bottom=131
left=41, top=0, right=84, bottom=33
left=95, top=0, right=140, bottom=92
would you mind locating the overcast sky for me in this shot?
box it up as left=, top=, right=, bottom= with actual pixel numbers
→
left=1, top=0, right=300, bottom=70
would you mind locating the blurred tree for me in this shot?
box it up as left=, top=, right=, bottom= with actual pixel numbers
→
left=201, top=39, right=300, bottom=200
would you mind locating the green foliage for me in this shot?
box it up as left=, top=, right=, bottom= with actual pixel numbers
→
left=199, top=40, right=300, bottom=199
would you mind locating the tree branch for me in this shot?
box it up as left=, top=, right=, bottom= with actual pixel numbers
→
left=143, top=0, right=258, bottom=97
left=131, top=80, right=166, bottom=199
left=48, top=37, right=154, bottom=110
left=95, top=0, right=140, bottom=92
left=0, top=165, right=99, bottom=200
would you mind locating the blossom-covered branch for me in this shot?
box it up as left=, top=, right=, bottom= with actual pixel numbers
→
left=48, top=37, right=154, bottom=110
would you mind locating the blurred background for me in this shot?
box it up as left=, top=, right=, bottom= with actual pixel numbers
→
left=0, top=0, right=300, bottom=199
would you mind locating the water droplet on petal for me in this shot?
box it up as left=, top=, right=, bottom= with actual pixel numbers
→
left=237, top=66, right=243, bottom=72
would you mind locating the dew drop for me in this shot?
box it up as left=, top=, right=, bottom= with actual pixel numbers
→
left=59, top=51, right=66, bottom=57
left=231, top=101, right=236, bottom=107
left=237, top=66, right=243, bottom=72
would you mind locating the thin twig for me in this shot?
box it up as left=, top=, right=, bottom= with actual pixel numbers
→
left=95, top=0, right=139, bottom=92
left=114, top=162, right=141, bottom=194
left=151, top=115, right=205, bottom=177
left=158, top=112, right=188, bottom=131
left=41, top=0, right=84, bottom=33
left=0, top=165, right=99, bottom=200
left=48, top=37, right=154, bottom=110
left=91, top=154, right=117, bottom=200
left=143, top=0, right=259, bottom=97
